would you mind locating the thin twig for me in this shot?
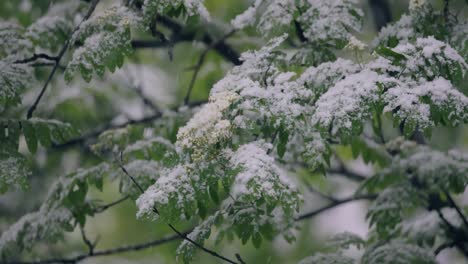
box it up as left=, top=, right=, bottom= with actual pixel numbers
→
left=93, top=195, right=129, bottom=213
left=434, top=241, right=456, bottom=256
left=4, top=232, right=187, bottom=264
left=329, top=154, right=368, bottom=182
left=26, top=0, right=100, bottom=119
left=184, top=30, right=237, bottom=105
left=436, top=209, right=468, bottom=258
left=118, top=155, right=145, bottom=194
left=79, top=226, right=96, bottom=255
left=295, top=194, right=376, bottom=221
left=235, top=253, right=247, bottom=264
left=126, top=59, right=161, bottom=113
left=14, top=53, right=59, bottom=64
left=304, top=183, right=339, bottom=203
left=156, top=16, right=241, bottom=65
left=117, top=161, right=240, bottom=264
left=167, top=223, right=239, bottom=264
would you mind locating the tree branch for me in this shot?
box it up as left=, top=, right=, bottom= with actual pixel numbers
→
left=295, top=194, right=376, bottom=222
left=304, top=183, right=339, bottom=203
left=14, top=53, right=59, bottom=64
left=117, top=162, right=240, bottom=264
left=156, top=16, right=241, bottom=65
left=329, top=154, right=368, bottom=182
left=435, top=241, right=456, bottom=256
left=184, top=30, right=237, bottom=105
left=131, top=16, right=241, bottom=65
left=79, top=226, right=96, bottom=255
left=436, top=209, right=468, bottom=258
left=444, top=191, right=468, bottom=230
left=93, top=195, right=129, bottom=213
left=26, top=0, right=101, bottom=119
left=4, top=232, right=187, bottom=264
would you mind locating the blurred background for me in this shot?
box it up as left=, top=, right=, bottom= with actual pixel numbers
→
left=1, top=0, right=467, bottom=263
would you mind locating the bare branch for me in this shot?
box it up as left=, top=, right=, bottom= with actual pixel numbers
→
left=329, top=153, right=368, bottom=182
left=444, top=191, right=468, bottom=230
left=14, top=53, right=59, bottom=64
left=126, top=61, right=161, bottom=113
left=435, top=209, right=468, bottom=258
left=235, top=253, right=247, bottom=264
left=93, top=195, right=129, bottom=213
left=304, top=183, right=339, bottom=203
left=435, top=241, right=456, bottom=256
left=184, top=30, right=237, bottom=105
left=4, top=232, right=187, bottom=264
left=79, top=226, right=96, bottom=255
left=295, top=194, right=376, bottom=222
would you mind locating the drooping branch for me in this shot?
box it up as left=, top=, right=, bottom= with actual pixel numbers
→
left=117, top=162, right=241, bottom=264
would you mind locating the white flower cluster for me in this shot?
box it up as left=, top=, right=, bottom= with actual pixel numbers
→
left=142, top=0, right=209, bottom=21
left=385, top=78, right=468, bottom=129
left=297, top=0, right=363, bottom=44
left=136, top=165, right=195, bottom=222
left=312, top=70, right=386, bottom=136
left=0, top=155, right=31, bottom=193
left=176, top=91, right=239, bottom=160
left=409, top=0, right=427, bottom=10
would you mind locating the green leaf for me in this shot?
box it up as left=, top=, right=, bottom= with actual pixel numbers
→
left=35, top=122, right=52, bottom=147
left=23, top=122, right=37, bottom=154
left=277, top=125, right=289, bottom=158
left=67, top=181, right=88, bottom=205
left=259, top=223, right=275, bottom=240
left=208, top=182, right=219, bottom=204
left=197, top=201, right=207, bottom=219
left=375, top=46, right=407, bottom=62
left=252, top=232, right=263, bottom=248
